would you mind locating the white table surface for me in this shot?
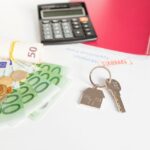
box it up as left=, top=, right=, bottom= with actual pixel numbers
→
left=0, top=0, right=150, bottom=150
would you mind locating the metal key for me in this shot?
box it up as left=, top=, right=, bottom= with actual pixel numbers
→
left=105, top=79, right=126, bottom=112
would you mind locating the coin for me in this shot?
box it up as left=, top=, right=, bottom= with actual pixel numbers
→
left=0, top=84, right=7, bottom=96
left=11, top=70, right=28, bottom=82
left=7, top=87, right=13, bottom=94
left=0, top=76, right=13, bottom=87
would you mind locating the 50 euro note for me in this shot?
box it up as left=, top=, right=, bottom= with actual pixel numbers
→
left=0, top=38, right=72, bottom=66
left=0, top=38, right=42, bottom=63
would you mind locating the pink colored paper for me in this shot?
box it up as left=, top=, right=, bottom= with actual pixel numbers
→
left=71, top=0, right=150, bottom=55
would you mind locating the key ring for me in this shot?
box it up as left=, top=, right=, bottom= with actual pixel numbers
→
left=89, top=66, right=112, bottom=88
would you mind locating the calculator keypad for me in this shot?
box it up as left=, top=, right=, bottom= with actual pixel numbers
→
left=52, top=23, right=63, bottom=39
left=73, top=29, right=84, bottom=37
left=62, top=22, right=73, bottom=38
left=41, top=17, right=96, bottom=43
left=43, top=23, right=53, bottom=40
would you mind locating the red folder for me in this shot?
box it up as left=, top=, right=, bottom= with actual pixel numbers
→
left=71, top=0, right=150, bottom=55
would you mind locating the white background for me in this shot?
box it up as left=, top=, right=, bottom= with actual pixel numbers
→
left=0, top=0, right=150, bottom=150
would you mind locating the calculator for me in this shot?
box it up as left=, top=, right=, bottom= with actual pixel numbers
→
left=38, top=2, right=97, bottom=45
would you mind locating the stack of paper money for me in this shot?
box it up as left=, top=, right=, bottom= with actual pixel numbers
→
left=0, top=59, right=70, bottom=127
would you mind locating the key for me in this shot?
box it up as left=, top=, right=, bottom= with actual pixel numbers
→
left=105, top=79, right=126, bottom=112
left=80, top=87, right=105, bottom=108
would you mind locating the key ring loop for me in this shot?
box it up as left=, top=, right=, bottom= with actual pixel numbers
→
left=89, top=66, right=112, bottom=88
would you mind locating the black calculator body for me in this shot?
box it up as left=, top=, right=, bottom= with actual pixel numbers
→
left=38, top=2, right=97, bottom=45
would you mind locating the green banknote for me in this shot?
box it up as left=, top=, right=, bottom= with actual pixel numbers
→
left=29, top=65, right=70, bottom=120
left=0, top=89, right=25, bottom=126
left=0, top=61, right=68, bottom=126
left=37, top=63, right=69, bottom=87
left=22, top=72, right=60, bottom=115
left=29, top=64, right=69, bottom=120
left=36, top=63, right=68, bottom=76
left=29, top=77, right=70, bottom=121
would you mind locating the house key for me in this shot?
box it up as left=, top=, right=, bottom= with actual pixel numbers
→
left=80, top=87, right=105, bottom=108
left=80, top=66, right=111, bottom=108
left=105, top=79, right=126, bottom=112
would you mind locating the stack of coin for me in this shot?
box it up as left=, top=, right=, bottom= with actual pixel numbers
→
left=10, top=70, right=28, bottom=82
left=0, top=70, right=28, bottom=101
left=0, top=84, right=7, bottom=101
left=6, top=86, right=13, bottom=94
left=0, top=76, right=13, bottom=87
left=0, top=76, right=13, bottom=101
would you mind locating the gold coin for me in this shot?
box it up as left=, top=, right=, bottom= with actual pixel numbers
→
left=11, top=70, right=28, bottom=82
left=7, top=87, right=13, bottom=94
left=0, top=84, right=7, bottom=97
left=0, top=76, right=13, bottom=87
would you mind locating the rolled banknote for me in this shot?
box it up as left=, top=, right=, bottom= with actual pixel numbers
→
left=0, top=38, right=43, bottom=63
left=0, top=38, right=73, bottom=67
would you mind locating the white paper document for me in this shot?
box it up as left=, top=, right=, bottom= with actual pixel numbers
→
left=44, top=43, right=150, bottom=81
left=43, top=44, right=150, bottom=113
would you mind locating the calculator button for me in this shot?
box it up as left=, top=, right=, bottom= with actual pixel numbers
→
left=54, top=34, right=63, bottom=39
left=43, top=27, right=51, bottom=32
left=62, top=22, right=69, bottom=26
left=53, top=27, right=60, bottom=30
left=72, top=22, right=79, bottom=25
left=42, top=20, right=49, bottom=24
left=52, top=20, right=59, bottom=23
left=62, top=22, right=73, bottom=38
left=62, top=23, right=69, bottom=28
left=64, top=31, right=73, bottom=38
left=43, top=23, right=49, bottom=26
left=73, top=25, right=80, bottom=29
left=82, top=24, right=90, bottom=28
left=54, top=32, right=63, bottom=39
left=84, top=28, right=91, bottom=32
left=52, top=23, right=63, bottom=39
left=43, top=24, right=53, bottom=40
left=44, top=27, right=51, bottom=31
left=43, top=24, right=52, bottom=31
left=62, top=22, right=70, bottom=28
left=74, top=29, right=84, bottom=37
left=52, top=23, right=61, bottom=30
left=64, top=29, right=71, bottom=34
left=43, top=24, right=50, bottom=28
left=53, top=23, right=60, bottom=27
left=62, top=19, right=68, bottom=22
left=44, top=31, right=51, bottom=35
left=72, top=18, right=78, bottom=22
left=64, top=33, right=74, bottom=38
left=63, top=26, right=70, bottom=30
left=86, top=31, right=94, bottom=36
left=44, top=35, right=53, bottom=40
left=55, top=30, right=61, bottom=34
left=80, top=17, right=89, bottom=23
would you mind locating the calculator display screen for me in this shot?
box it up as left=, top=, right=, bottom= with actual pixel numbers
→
left=43, top=9, right=83, bottom=17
